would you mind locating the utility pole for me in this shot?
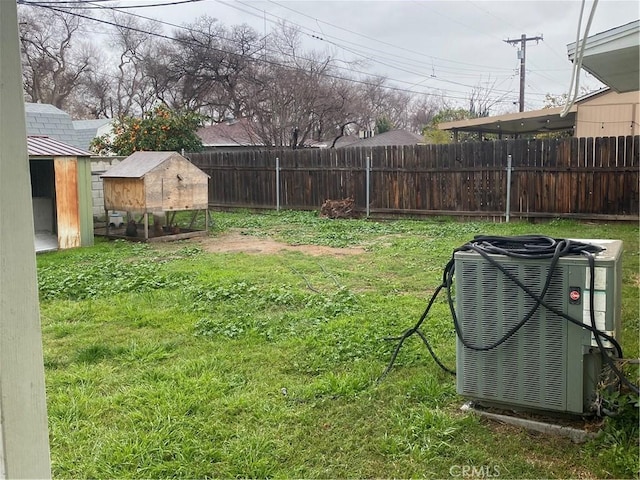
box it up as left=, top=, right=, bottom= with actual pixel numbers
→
left=504, top=34, right=543, bottom=112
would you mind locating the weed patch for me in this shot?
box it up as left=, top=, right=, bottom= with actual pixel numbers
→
left=39, top=212, right=639, bottom=478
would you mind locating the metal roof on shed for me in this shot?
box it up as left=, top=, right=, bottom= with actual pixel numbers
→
left=101, top=151, right=184, bottom=178
left=27, top=136, right=92, bottom=157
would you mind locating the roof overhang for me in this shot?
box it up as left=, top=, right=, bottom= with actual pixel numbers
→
left=567, top=20, right=640, bottom=93
left=437, top=106, right=576, bottom=135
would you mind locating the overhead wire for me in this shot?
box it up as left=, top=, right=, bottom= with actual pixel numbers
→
left=21, top=0, right=598, bottom=105
left=28, top=0, right=560, bottom=105
left=18, top=1, right=483, bottom=103
left=20, top=0, right=204, bottom=6
left=253, top=0, right=564, bottom=103
left=467, top=0, right=571, bottom=65
left=416, top=0, right=554, bottom=98
left=254, top=1, right=552, bottom=104
left=219, top=4, right=530, bottom=102
left=22, top=0, right=520, bottom=105
left=266, top=0, right=516, bottom=73
left=21, top=0, right=576, bottom=110
left=227, top=0, right=532, bottom=93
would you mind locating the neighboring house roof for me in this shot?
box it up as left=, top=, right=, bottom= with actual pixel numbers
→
left=306, top=136, right=361, bottom=148
left=27, top=136, right=92, bottom=157
left=568, top=20, right=640, bottom=93
left=25, top=103, right=82, bottom=149
left=338, top=130, right=424, bottom=148
left=73, top=118, right=113, bottom=150
left=197, top=118, right=263, bottom=147
left=333, top=135, right=361, bottom=148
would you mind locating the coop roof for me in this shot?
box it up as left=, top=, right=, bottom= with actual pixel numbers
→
left=27, top=136, right=92, bottom=157
left=101, top=151, right=182, bottom=178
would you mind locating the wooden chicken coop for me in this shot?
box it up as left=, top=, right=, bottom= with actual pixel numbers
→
left=100, top=151, right=210, bottom=241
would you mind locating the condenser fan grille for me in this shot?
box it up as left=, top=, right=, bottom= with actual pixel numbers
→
left=457, top=258, right=567, bottom=411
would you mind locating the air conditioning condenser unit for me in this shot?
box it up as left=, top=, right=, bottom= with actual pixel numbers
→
left=455, top=239, right=622, bottom=415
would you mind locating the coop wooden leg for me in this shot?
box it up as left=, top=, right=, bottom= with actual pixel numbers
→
left=188, top=210, right=197, bottom=229
left=152, top=213, right=163, bottom=237
left=143, top=212, right=149, bottom=240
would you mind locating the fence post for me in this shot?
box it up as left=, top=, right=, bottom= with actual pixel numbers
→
left=505, top=154, right=512, bottom=222
left=366, top=155, right=371, bottom=218
left=275, top=156, right=280, bottom=211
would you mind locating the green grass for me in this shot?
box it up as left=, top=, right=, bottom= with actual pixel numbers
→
left=38, top=211, right=639, bottom=478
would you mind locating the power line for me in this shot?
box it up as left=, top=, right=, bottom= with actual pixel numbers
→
left=21, top=0, right=560, bottom=113
left=465, top=0, right=575, bottom=96
left=126, top=0, right=547, bottom=103
left=250, top=0, right=563, bottom=101
left=22, top=1, right=505, bottom=105
left=19, top=0, right=112, bottom=3
left=258, top=0, right=519, bottom=74
left=467, top=0, right=569, bottom=64
left=220, top=0, right=550, bottom=99
left=20, top=0, right=204, bottom=6
left=54, top=0, right=528, bottom=103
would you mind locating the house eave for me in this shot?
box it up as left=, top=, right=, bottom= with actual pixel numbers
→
left=567, top=20, right=640, bottom=93
left=438, top=106, right=577, bottom=135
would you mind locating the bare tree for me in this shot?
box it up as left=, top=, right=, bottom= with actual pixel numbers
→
left=345, top=76, right=412, bottom=134
left=167, top=16, right=261, bottom=119
left=243, top=22, right=368, bottom=147
left=65, top=55, right=113, bottom=118
left=107, top=13, right=161, bottom=116
left=467, top=76, right=510, bottom=117
left=18, top=6, right=440, bottom=145
left=19, top=5, right=96, bottom=109
left=408, top=95, right=444, bottom=134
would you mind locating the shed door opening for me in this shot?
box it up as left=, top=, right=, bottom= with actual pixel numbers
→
left=30, top=159, right=56, bottom=234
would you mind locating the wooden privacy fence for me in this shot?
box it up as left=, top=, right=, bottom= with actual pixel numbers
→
left=189, top=135, right=639, bottom=220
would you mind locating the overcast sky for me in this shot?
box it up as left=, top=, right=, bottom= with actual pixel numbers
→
left=113, top=0, right=640, bottom=113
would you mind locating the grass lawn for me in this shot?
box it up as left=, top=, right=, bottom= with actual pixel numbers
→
left=37, top=211, right=639, bottom=478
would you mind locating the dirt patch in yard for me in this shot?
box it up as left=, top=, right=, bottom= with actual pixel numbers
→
left=195, top=229, right=366, bottom=256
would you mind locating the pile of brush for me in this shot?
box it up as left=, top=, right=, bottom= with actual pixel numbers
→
left=320, top=197, right=358, bottom=219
